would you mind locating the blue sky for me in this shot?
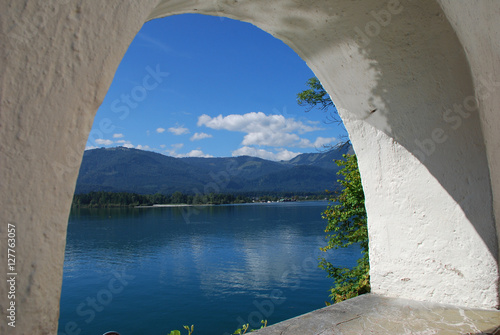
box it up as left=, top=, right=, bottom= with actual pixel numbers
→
left=86, top=14, right=344, bottom=161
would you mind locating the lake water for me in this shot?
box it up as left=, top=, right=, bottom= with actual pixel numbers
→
left=58, top=201, right=361, bottom=335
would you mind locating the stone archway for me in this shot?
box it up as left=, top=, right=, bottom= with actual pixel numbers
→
left=1, top=1, right=499, bottom=334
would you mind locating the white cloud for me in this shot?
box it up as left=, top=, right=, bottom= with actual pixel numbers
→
left=164, top=143, right=184, bottom=157
left=198, top=112, right=322, bottom=148
left=198, top=112, right=320, bottom=133
left=136, top=144, right=153, bottom=151
left=288, top=136, right=337, bottom=149
left=95, top=139, right=113, bottom=146
left=115, top=140, right=133, bottom=149
left=113, top=133, right=124, bottom=138
left=168, top=126, right=189, bottom=135
left=115, top=141, right=154, bottom=151
left=172, top=143, right=184, bottom=149
left=167, top=149, right=213, bottom=158
left=156, top=127, right=166, bottom=134
left=232, top=146, right=300, bottom=161
left=160, top=144, right=166, bottom=148
left=85, top=145, right=98, bottom=150
left=190, top=132, right=213, bottom=141
left=313, top=137, right=337, bottom=148
left=163, top=141, right=212, bottom=158
left=181, top=149, right=213, bottom=158
left=241, top=132, right=302, bottom=147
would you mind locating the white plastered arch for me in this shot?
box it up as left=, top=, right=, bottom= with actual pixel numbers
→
left=1, top=1, right=499, bottom=333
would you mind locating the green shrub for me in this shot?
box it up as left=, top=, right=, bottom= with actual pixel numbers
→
left=319, top=154, right=370, bottom=303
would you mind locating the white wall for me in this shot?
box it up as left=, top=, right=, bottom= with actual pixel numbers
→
left=438, top=0, right=500, bottom=278
left=0, top=0, right=498, bottom=333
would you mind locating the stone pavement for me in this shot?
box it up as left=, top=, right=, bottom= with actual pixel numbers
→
left=253, top=294, right=500, bottom=335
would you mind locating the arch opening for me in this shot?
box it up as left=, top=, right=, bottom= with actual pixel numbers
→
left=59, top=13, right=354, bottom=334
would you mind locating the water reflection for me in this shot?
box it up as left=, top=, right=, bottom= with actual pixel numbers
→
left=60, top=202, right=361, bottom=335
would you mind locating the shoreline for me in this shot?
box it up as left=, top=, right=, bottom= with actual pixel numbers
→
left=135, top=199, right=328, bottom=209
left=135, top=203, right=213, bottom=208
left=72, top=199, right=329, bottom=209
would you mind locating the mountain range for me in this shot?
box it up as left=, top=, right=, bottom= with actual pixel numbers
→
left=75, top=144, right=352, bottom=195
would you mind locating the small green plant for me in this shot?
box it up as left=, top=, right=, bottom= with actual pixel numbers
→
left=233, top=320, right=268, bottom=334
left=167, top=325, right=193, bottom=335
left=233, top=324, right=249, bottom=334
left=167, top=320, right=267, bottom=334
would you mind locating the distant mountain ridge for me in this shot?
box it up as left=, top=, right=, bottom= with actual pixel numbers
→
left=75, top=144, right=352, bottom=195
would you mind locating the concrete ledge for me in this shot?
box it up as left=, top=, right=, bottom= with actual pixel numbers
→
left=253, top=294, right=500, bottom=334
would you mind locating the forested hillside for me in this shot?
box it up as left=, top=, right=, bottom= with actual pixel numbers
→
left=75, top=145, right=352, bottom=195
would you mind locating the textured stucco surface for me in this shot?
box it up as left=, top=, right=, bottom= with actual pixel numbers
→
left=1, top=0, right=499, bottom=333
left=438, top=0, right=500, bottom=275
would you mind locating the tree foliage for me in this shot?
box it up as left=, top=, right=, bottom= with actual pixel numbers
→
left=71, top=191, right=252, bottom=208
left=297, top=77, right=334, bottom=112
left=319, top=154, right=370, bottom=303
left=297, top=77, right=369, bottom=303
left=72, top=191, right=328, bottom=208
left=297, top=76, right=347, bottom=141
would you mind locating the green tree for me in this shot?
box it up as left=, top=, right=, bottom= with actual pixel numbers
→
left=171, top=191, right=186, bottom=204
left=297, top=77, right=345, bottom=127
left=319, top=154, right=369, bottom=303
left=298, top=77, right=369, bottom=303
left=297, top=77, right=334, bottom=112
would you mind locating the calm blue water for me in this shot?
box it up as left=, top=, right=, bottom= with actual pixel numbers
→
left=58, top=201, right=361, bottom=335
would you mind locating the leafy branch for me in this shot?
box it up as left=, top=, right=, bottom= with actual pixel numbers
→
left=318, top=154, right=370, bottom=303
